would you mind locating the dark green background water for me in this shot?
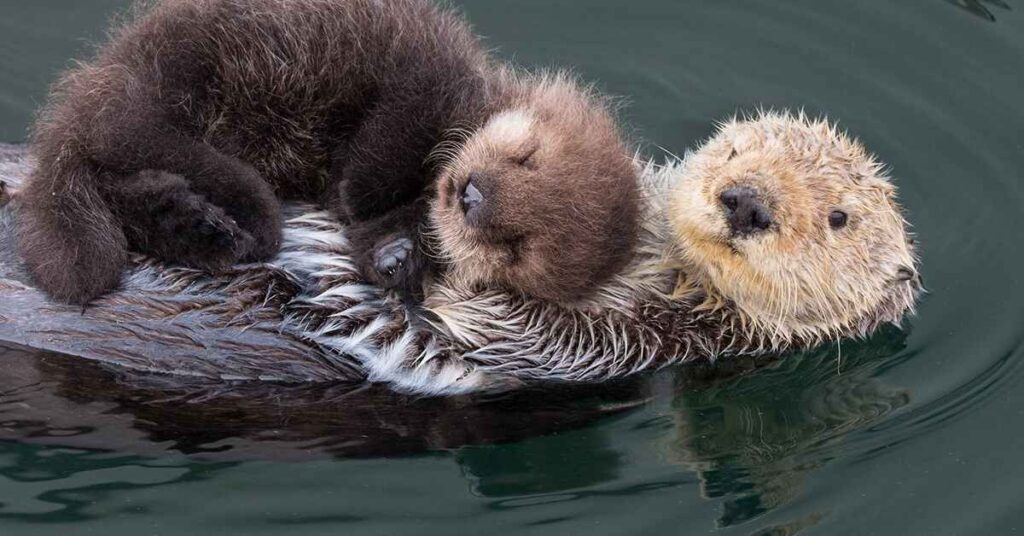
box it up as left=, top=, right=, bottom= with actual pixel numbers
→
left=1, top=0, right=1023, bottom=534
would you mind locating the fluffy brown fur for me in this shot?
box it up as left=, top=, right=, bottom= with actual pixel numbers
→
left=18, top=0, right=640, bottom=305
left=430, top=76, right=640, bottom=304
left=419, top=112, right=922, bottom=390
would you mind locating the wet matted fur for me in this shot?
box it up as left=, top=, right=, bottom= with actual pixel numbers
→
left=0, top=112, right=922, bottom=396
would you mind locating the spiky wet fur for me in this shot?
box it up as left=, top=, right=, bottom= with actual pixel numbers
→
left=1, top=113, right=920, bottom=395
left=666, top=111, right=921, bottom=343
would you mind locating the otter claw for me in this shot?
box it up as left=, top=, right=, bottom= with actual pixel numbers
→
left=189, top=210, right=254, bottom=261
left=374, top=237, right=413, bottom=279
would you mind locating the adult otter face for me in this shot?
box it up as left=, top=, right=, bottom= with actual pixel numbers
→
left=431, top=78, right=640, bottom=305
left=670, top=112, right=921, bottom=342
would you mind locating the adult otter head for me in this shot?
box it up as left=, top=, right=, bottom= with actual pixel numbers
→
left=431, top=74, right=640, bottom=306
left=669, top=112, right=921, bottom=345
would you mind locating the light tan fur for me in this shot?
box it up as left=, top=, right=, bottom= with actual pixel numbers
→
left=667, top=111, right=920, bottom=345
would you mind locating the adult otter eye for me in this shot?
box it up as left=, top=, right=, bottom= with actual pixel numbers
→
left=829, top=210, right=848, bottom=229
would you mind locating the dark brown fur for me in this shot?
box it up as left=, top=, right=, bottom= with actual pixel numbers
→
left=19, top=0, right=639, bottom=305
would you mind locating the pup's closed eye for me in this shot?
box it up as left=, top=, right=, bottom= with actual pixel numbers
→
left=512, top=145, right=539, bottom=168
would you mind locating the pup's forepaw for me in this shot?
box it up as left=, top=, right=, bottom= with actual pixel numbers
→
left=373, top=237, right=414, bottom=277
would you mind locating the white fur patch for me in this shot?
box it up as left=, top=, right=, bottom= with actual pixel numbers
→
left=483, top=109, right=535, bottom=145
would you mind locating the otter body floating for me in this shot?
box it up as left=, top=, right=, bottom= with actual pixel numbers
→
left=0, top=113, right=923, bottom=395
left=1, top=144, right=370, bottom=382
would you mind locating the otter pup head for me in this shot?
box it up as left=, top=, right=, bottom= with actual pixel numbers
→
left=431, top=75, right=640, bottom=305
left=670, top=112, right=921, bottom=344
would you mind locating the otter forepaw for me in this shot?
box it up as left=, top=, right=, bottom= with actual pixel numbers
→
left=346, top=202, right=431, bottom=297
left=353, top=232, right=427, bottom=298
left=372, top=235, right=427, bottom=297
left=373, top=237, right=414, bottom=278
left=191, top=209, right=256, bottom=264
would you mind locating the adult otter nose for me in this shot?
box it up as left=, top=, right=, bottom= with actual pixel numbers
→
left=460, top=173, right=485, bottom=220
left=720, top=186, right=773, bottom=235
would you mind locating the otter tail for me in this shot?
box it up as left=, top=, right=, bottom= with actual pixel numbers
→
left=17, top=156, right=127, bottom=304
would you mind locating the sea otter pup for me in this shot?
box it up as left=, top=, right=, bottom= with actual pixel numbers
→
left=17, top=0, right=639, bottom=305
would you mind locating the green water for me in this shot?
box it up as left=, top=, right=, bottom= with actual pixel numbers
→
left=1, top=0, right=1023, bottom=534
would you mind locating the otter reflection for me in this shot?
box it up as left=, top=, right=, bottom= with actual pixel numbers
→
left=663, top=327, right=911, bottom=527
left=0, top=327, right=908, bottom=513
left=0, top=343, right=649, bottom=461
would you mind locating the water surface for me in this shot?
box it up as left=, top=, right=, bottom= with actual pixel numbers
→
left=1, top=0, right=1023, bottom=534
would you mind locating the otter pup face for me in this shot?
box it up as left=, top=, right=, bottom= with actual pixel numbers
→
left=431, top=79, right=640, bottom=305
left=670, top=112, right=920, bottom=341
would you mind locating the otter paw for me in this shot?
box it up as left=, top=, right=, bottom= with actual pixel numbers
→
left=373, top=237, right=414, bottom=278
left=163, top=205, right=255, bottom=271
left=196, top=211, right=255, bottom=260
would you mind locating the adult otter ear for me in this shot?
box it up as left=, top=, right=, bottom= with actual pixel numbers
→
left=896, top=266, right=923, bottom=289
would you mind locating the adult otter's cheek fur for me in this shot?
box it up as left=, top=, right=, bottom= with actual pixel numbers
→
left=668, top=112, right=920, bottom=343
left=429, top=76, right=640, bottom=306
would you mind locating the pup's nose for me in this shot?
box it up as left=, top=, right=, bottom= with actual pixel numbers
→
left=460, top=173, right=485, bottom=218
left=719, top=186, right=773, bottom=235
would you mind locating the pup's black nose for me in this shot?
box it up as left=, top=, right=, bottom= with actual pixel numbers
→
left=720, top=186, right=773, bottom=235
left=460, top=174, right=485, bottom=217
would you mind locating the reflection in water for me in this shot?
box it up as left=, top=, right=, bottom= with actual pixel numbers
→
left=0, top=328, right=912, bottom=524
left=0, top=343, right=649, bottom=461
left=457, top=429, right=622, bottom=498
left=661, top=328, right=912, bottom=528
left=0, top=444, right=206, bottom=522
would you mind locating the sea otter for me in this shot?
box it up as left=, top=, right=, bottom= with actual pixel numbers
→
left=0, top=113, right=921, bottom=394
left=17, top=0, right=639, bottom=305
left=408, top=111, right=922, bottom=392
